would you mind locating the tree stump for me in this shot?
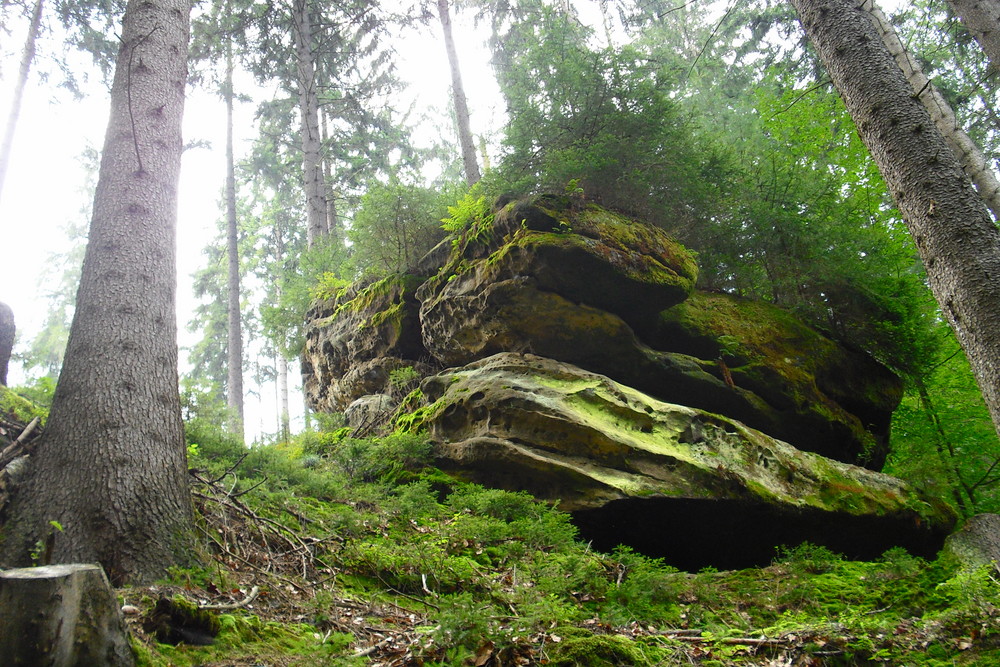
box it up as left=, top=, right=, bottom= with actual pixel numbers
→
left=0, top=563, right=135, bottom=666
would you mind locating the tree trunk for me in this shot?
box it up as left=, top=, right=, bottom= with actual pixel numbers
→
left=0, top=563, right=135, bottom=667
left=791, top=0, right=1000, bottom=440
left=864, top=1, right=1000, bottom=221
left=277, top=353, right=290, bottom=442
left=0, top=0, right=195, bottom=584
left=225, top=41, right=245, bottom=442
left=320, top=111, right=344, bottom=245
left=437, top=0, right=481, bottom=186
left=0, top=302, right=13, bottom=386
left=946, top=0, right=1000, bottom=76
left=292, top=0, right=327, bottom=247
left=0, top=0, right=44, bottom=206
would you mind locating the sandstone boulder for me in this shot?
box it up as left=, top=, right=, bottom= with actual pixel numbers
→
left=302, top=275, right=429, bottom=411
left=418, top=195, right=698, bottom=350
left=304, top=196, right=902, bottom=467
left=409, top=353, right=955, bottom=570
left=652, top=291, right=903, bottom=467
left=415, top=259, right=886, bottom=466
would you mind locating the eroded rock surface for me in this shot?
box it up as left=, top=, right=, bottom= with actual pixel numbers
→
left=303, top=275, right=429, bottom=412
left=410, top=353, right=954, bottom=570
left=408, top=196, right=897, bottom=467
left=301, top=194, right=939, bottom=568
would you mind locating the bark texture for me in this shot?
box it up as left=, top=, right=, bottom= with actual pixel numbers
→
left=0, top=302, right=13, bottom=386
left=437, top=0, right=481, bottom=186
left=293, top=0, right=327, bottom=247
left=0, top=0, right=44, bottom=205
left=947, top=0, right=1000, bottom=74
left=225, top=45, right=244, bottom=441
left=864, top=1, right=1000, bottom=220
left=0, top=563, right=135, bottom=666
left=0, top=0, right=195, bottom=584
left=791, top=0, right=1000, bottom=439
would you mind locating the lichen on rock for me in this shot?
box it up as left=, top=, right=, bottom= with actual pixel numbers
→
left=414, top=353, right=955, bottom=569
left=302, top=274, right=431, bottom=412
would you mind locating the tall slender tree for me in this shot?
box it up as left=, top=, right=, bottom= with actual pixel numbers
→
left=791, top=0, right=1000, bottom=440
left=1, top=0, right=195, bottom=584
left=0, top=302, right=13, bottom=386
left=436, top=0, right=481, bottom=185
left=224, top=31, right=245, bottom=440
left=292, top=0, right=327, bottom=247
left=864, top=3, right=1000, bottom=220
left=0, top=0, right=45, bottom=205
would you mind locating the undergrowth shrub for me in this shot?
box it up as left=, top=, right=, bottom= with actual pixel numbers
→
left=184, top=418, right=246, bottom=470
left=603, top=546, right=683, bottom=626
left=328, top=433, right=433, bottom=484
left=446, top=486, right=578, bottom=550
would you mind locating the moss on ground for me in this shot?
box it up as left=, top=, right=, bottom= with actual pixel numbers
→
left=122, top=432, right=1000, bottom=666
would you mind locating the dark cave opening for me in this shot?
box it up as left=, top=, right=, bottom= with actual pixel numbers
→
left=571, top=497, right=949, bottom=572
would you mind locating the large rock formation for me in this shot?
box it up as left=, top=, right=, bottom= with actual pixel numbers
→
left=411, top=195, right=896, bottom=467
left=405, top=353, right=953, bottom=570
left=300, top=194, right=945, bottom=568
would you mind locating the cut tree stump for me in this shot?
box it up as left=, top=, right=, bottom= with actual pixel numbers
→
left=0, top=563, right=135, bottom=666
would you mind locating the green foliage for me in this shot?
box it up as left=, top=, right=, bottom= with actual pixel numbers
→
left=547, top=634, right=655, bottom=667
left=492, top=10, right=722, bottom=230
left=441, top=187, right=493, bottom=234
left=0, top=384, right=49, bottom=423
left=184, top=416, right=246, bottom=467
left=326, top=433, right=434, bottom=484
left=347, top=180, right=453, bottom=279
left=309, top=272, right=348, bottom=301
left=888, top=329, right=1000, bottom=516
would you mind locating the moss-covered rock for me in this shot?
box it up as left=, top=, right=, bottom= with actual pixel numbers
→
left=651, top=291, right=903, bottom=468
left=415, top=353, right=955, bottom=570
left=302, top=274, right=432, bottom=412
left=418, top=194, right=698, bottom=349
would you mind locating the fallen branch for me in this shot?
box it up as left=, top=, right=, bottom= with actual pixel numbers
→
left=200, top=586, right=259, bottom=611
left=0, top=416, right=41, bottom=469
left=352, top=635, right=396, bottom=658
left=668, top=635, right=792, bottom=646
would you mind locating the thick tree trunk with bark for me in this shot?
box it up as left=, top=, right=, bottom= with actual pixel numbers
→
left=293, top=0, right=327, bottom=247
left=0, top=302, right=13, bottom=386
left=0, top=0, right=44, bottom=205
left=225, top=45, right=244, bottom=441
left=864, top=1, right=1000, bottom=221
left=0, top=563, right=135, bottom=666
left=437, top=0, right=481, bottom=186
left=0, top=0, right=195, bottom=584
left=947, top=0, right=1000, bottom=75
left=791, top=0, right=1000, bottom=440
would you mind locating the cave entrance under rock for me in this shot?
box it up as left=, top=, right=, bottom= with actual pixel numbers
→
left=570, top=497, right=948, bottom=571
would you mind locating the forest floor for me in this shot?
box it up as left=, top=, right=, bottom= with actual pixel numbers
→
left=3, top=404, right=1000, bottom=666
